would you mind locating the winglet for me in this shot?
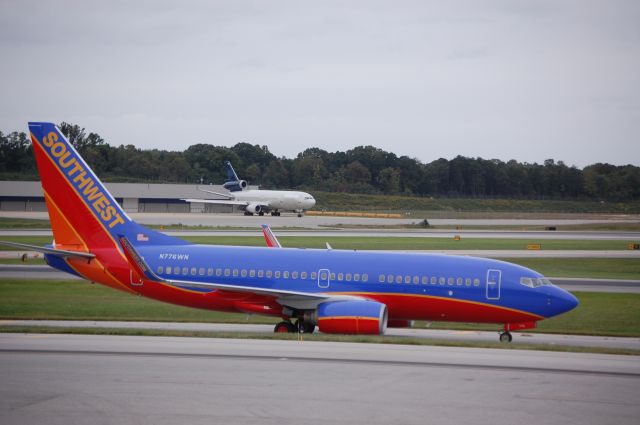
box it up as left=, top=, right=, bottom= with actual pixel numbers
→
left=118, top=235, right=163, bottom=282
left=261, top=224, right=282, bottom=248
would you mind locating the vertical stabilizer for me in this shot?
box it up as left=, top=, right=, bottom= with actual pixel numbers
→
left=28, top=122, right=186, bottom=251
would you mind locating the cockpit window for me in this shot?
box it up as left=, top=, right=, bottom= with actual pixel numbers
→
left=520, top=277, right=553, bottom=288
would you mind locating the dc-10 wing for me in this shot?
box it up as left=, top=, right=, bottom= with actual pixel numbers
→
left=117, top=235, right=329, bottom=304
left=182, top=198, right=250, bottom=206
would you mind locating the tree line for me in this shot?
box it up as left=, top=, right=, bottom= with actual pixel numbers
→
left=1, top=123, right=638, bottom=201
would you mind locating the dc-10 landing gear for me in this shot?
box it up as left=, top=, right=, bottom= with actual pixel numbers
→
left=499, top=331, right=513, bottom=343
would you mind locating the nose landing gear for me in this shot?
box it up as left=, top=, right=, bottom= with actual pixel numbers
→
left=499, top=331, right=513, bottom=343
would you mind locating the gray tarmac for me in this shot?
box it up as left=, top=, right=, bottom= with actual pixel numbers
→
left=2, top=320, right=639, bottom=350
left=0, top=333, right=638, bottom=425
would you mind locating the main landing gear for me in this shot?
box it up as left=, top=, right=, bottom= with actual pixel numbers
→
left=270, top=211, right=281, bottom=216
left=499, top=331, right=513, bottom=343
left=274, top=320, right=315, bottom=334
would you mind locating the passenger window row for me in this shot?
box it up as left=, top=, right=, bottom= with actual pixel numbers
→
left=155, top=266, right=370, bottom=283
left=378, top=274, right=480, bottom=287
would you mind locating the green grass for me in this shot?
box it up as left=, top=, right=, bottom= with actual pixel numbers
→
left=1, top=279, right=638, bottom=337
left=0, top=217, right=50, bottom=229
left=1, top=326, right=638, bottom=355
left=503, top=258, right=640, bottom=280
left=313, top=191, right=640, bottom=213
left=2, top=235, right=635, bottom=251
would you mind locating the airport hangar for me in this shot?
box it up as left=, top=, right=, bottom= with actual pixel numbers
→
left=0, top=181, right=258, bottom=214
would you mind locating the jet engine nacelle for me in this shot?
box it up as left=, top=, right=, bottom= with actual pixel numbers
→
left=314, top=300, right=388, bottom=335
left=245, top=203, right=263, bottom=214
left=223, top=180, right=248, bottom=192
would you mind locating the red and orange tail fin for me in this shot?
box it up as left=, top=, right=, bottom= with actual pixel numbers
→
left=28, top=122, right=186, bottom=252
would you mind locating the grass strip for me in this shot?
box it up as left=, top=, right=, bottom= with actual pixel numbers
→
left=1, top=279, right=639, bottom=337
left=1, top=326, right=638, bottom=356
left=0, top=235, right=637, bottom=251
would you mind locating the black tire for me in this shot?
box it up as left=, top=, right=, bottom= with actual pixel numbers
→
left=274, top=321, right=296, bottom=333
left=258, top=211, right=264, bottom=216
left=302, top=322, right=315, bottom=334
left=499, top=332, right=513, bottom=343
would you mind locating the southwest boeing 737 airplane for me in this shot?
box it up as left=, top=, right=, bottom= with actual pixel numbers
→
left=3, top=123, right=578, bottom=342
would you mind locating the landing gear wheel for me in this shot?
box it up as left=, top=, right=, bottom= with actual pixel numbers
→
left=297, top=213, right=302, bottom=218
left=274, top=321, right=297, bottom=333
left=258, top=211, right=264, bottom=216
left=499, top=331, right=513, bottom=343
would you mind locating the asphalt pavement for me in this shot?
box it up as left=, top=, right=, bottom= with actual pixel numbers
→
left=1, top=333, right=638, bottom=425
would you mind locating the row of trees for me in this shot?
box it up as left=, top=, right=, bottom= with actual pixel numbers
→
left=1, top=123, right=638, bottom=201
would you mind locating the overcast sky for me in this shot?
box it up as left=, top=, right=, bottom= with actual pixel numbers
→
left=1, top=0, right=638, bottom=167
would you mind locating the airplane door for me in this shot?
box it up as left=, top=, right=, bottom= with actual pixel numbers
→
left=486, top=269, right=501, bottom=300
left=318, top=268, right=330, bottom=289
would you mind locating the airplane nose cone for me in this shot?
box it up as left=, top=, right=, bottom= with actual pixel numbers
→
left=552, top=288, right=579, bottom=316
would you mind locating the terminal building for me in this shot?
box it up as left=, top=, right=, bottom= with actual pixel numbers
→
left=0, top=181, right=256, bottom=214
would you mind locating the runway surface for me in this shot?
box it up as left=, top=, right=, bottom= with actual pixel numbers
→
left=2, top=228, right=640, bottom=240
left=2, top=320, right=639, bottom=350
left=0, top=333, right=638, bottom=425
left=2, top=264, right=638, bottom=293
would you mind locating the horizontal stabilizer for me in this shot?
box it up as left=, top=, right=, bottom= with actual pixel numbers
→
left=0, top=241, right=95, bottom=259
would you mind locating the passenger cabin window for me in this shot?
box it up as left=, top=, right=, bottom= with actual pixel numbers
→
left=301, top=272, right=307, bottom=279
left=292, top=271, right=298, bottom=279
left=338, top=273, right=343, bottom=281
left=404, top=275, right=411, bottom=284
left=250, top=270, right=255, bottom=277
left=465, top=278, right=471, bottom=286
left=199, top=268, right=205, bottom=276
left=258, top=270, right=264, bottom=277
left=473, top=278, right=480, bottom=286
left=413, top=276, right=419, bottom=284
left=439, top=277, right=445, bottom=285
left=266, top=270, right=272, bottom=278
left=283, top=271, right=289, bottom=279
left=233, top=269, right=238, bottom=277
left=191, top=268, right=197, bottom=276
left=431, top=277, right=437, bottom=285
left=354, top=274, right=360, bottom=282
left=447, top=277, right=454, bottom=285
left=311, top=272, right=317, bottom=280
left=224, top=268, right=230, bottom=277
left=346, top=274, right=352, bottom=282
left=207, top=268, right=213, bottom=276
left=421, top=276, right=428, bottom=285
left=157, top=266, right=163, bottom=274
left=216, top=268, right=222, bottom=276
left=275, top=271, right=281, bottom=278
left=174, top=266, right=180, bottom=274
left=165, top=267, right=172, bottom=275
left=379, top=275, right=385, bottom=283
left=396, top=275, right=402, bottom=284
left=456, top=277, right=463, bottom=286
left=182, top=267, right=188, bottom=275
left=362, top=274, right=368, bottom=282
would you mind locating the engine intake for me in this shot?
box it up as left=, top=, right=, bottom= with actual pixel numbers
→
left=314, top=300, right=388, bottom=335
left=245, top=203, right=263, bottom=214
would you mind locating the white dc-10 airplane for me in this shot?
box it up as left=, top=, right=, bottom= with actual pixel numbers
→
left=184, top=161, right=315, bottom=217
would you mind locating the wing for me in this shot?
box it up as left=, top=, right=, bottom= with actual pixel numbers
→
left=182, top=198, right=249, bottom=206
left=117, top=235, right=328, bottom=304
left=0, top=241, right=95, bottom=260
left=261, top=224, right=282, bottom=248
